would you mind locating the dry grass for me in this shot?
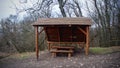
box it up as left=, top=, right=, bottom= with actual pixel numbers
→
left=0, top=52, right=11, bottom=59
left=8, top=52, right=35, bottom=59
left=1, top=46, right=120, bottom=59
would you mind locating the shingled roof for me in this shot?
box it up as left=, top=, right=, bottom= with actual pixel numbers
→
left=33, top=17, right=92, bottom=26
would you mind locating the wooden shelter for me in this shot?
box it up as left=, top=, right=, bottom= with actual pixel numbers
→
left=33, top=17, right=92, bottom=60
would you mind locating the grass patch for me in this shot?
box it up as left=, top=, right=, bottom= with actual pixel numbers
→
left=89, top=46, right=120, bottom=54
left=9, top=52, right=35, bottom=60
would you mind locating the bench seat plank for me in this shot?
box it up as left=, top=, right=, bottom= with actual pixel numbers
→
left=50, top=50, right=73, bottom=53
left=50, top=50, right=74, bottom=57
left=51, top=46, right=74, bottom=49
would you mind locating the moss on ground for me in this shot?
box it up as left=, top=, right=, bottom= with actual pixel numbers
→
left=89, top=46, right=120, bottom=54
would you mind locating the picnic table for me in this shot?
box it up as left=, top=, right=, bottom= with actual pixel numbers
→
left=50, top=46, right=74, bottom=57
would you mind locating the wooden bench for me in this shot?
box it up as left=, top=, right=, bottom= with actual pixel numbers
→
left=47, top=41, right=85, bottom=51
left=50, top=50, right=74, bottom=57
left=50, top=46, right=74, bottom=57
left=47, top=41, right=85, bottom=57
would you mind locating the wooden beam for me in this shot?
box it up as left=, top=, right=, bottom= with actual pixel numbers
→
left=48, top=43, right=51, bottom=51
left=77, top=27, right=87, bottom=35
left=47, top=41, right=84, bottom=44
left=35, top=26, right=39, bottom=60
left=85, top=26, right=89, bottom=55
left=38, top=28, right=44, bottom=35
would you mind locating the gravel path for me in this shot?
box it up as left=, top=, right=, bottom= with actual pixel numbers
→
left=0, top=51, right=120, bottom=68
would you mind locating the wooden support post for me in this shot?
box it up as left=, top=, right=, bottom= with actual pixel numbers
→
left=35, top=26, right=39, bottom=60
left=85, top=26, right=89, bottom=55
left=48, top=43, right=51, bottom=51
left=68, top=53, right=71, bottom=57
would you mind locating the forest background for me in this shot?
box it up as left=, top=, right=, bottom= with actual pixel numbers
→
left=0, top=0, right=120, bottom=53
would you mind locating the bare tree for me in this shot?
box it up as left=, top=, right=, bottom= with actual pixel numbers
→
left=58, top=0, right=67, bottom=17
left=64, top=0, right=83, bottom=17
left=73, top=0, right=83, bottom=17
left=86, top=0, right=120, bottom=46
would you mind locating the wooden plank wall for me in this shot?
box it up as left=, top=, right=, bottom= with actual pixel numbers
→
left=44, top=26, right=86, bottom=42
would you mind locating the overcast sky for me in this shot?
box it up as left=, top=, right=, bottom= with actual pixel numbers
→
left=0, top=0, right=31, bottom=20
left=0, top=0, right=88, bottom=20
left=0, top=0, right=64, bottom=20
left=0, top=0, right=34, bottom=20
left=0, top=0, right=17, bottom=19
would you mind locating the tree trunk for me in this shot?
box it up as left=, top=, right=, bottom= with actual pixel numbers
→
left=58, top=0, right=67, bottom=17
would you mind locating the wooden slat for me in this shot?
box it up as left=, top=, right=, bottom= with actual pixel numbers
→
left=50, top=49, right=74, bottom=57
left=59, top=27, right=72, bottom=42
left=50, top=50, right=73, bottom=53
left=51, top=46, right=74, bottom=49
left=45, top=27, right=59, bottom=41
left=47, top=41, right=85, bottom=44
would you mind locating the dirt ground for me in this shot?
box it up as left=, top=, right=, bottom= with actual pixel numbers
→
left=0, top=51, right=120, bottom=68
